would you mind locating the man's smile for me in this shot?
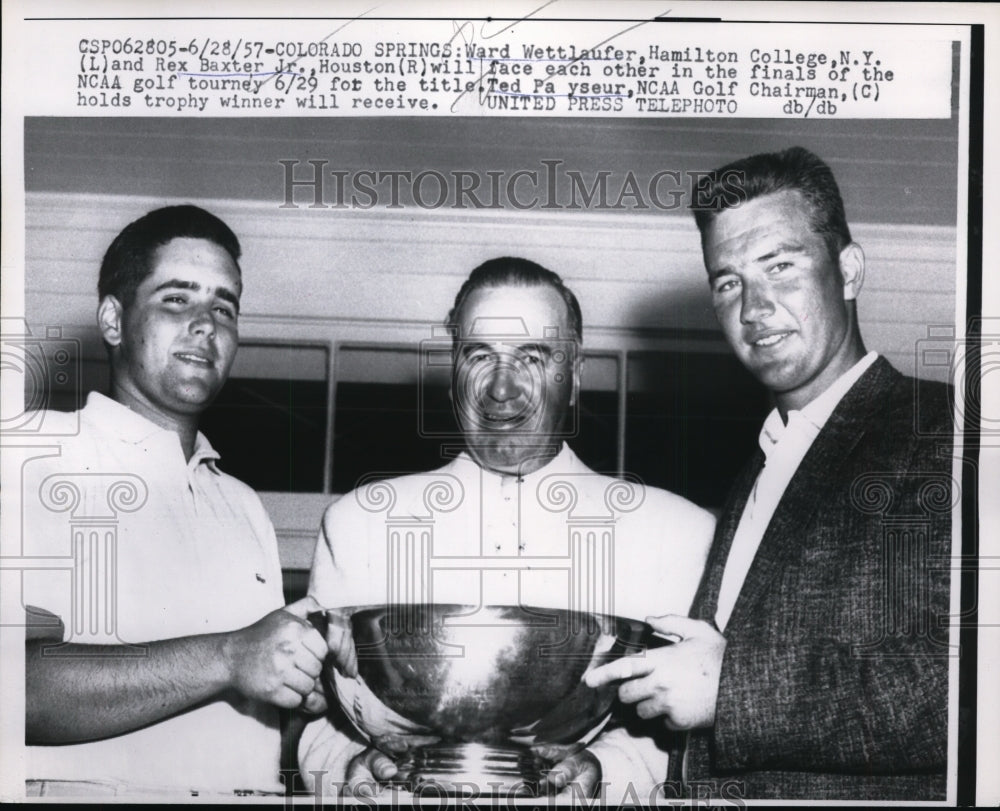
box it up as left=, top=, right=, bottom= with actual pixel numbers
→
left=173, top=350, right=215, bottom=367
left=747, top=330, right=793, bottom=349
left=479, top=410, right=527, bottom=426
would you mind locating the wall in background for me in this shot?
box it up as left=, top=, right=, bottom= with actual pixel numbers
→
left=20, top=116, right=961, bottom=572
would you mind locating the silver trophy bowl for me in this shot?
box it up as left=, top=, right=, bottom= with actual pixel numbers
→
left=314, top=603, right=655, bottom=796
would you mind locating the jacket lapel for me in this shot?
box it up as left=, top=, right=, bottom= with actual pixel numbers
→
left=690, top=451, right=764, bottom=623
left=718, top=358, right=900, bottom=633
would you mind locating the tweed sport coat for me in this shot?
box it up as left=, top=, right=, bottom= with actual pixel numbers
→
left=681, top=357, right=954, bottom=801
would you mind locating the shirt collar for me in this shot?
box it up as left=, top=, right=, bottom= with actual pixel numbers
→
left=83, top=392, right=222, bottom=473
left=455, top=442, right=582, bottom=484
left=758, top=351, right=879, bottom=453
left=190, top=432, right=222, bottom=472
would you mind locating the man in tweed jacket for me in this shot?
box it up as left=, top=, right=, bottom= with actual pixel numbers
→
left=586, top=147, right=954, bottom=800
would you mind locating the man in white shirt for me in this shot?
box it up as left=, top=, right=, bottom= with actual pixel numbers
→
left=586, top=147, right=953, bottom=799
left=300, top=257, right=715, bottom=800
left=22, top=205, right=334, bottom=796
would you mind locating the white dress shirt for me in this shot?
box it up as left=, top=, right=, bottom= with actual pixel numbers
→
left=302, top=444, right=716, bottom=797
left=714, top=352, right=879, bottom=631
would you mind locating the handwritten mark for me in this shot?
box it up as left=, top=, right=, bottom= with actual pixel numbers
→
left=447, top=7, right=670, bottom=110
left=179, top=71, right=296, bottom=79
left=548, top=10, right=671, bottom=80
left=479, top=0, right=559, bottom=40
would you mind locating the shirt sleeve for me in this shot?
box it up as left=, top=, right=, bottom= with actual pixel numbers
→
left=298, top=714, right=369, bottom=790
left=588, top=720, right=671, bottom=800
left=587, top=493, right=713, bottom=800
left=308, top=498, right=345, bottom=607
left=243, top=488, right=285, bottom=609
left=614, top=491, right=715, bottom=620
left=308, top=491, right=384, bottom=611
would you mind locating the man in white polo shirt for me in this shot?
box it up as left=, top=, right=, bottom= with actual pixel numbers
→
left=586, top=147, right=954, bottom=800
left=23, top=205, right=333, bottom=797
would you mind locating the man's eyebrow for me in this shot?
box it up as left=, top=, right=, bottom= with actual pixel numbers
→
left=706, top=240, right=809, bottom=282
left=516, top=342, right=552, bottom=356
left=457, top=341, right=553, bottom=355
left=754, top=242, right=806, bottom=263
left=152, top=279, right=240, bottom=312
left=153, top=279, right=199, bottom=294
left=458, top=341, right=492, bottom=356
left=214, top=287, right=240, bottom=312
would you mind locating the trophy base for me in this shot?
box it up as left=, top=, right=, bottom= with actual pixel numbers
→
left=398, top=743, right=547, bottom=797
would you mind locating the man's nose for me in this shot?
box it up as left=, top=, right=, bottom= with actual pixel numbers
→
left=188, top=306, right=216, bottom=337
left=740, top=280, right=776, bottom=324
left=485, top=363, right=523, bottom=403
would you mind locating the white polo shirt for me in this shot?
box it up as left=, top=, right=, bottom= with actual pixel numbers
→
left=22, top=393, right=285, bottom=794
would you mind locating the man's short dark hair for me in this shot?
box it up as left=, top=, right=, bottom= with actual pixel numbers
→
left=691, top=146, right=852, bottom=260
left=98, top=205, right=242, bottom=306
left=446, top=257, right=583, bottom=342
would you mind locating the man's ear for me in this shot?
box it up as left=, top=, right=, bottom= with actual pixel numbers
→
left=97, top=295, right=124, bottom=347
left=838, top=242, right=865, bottom=301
